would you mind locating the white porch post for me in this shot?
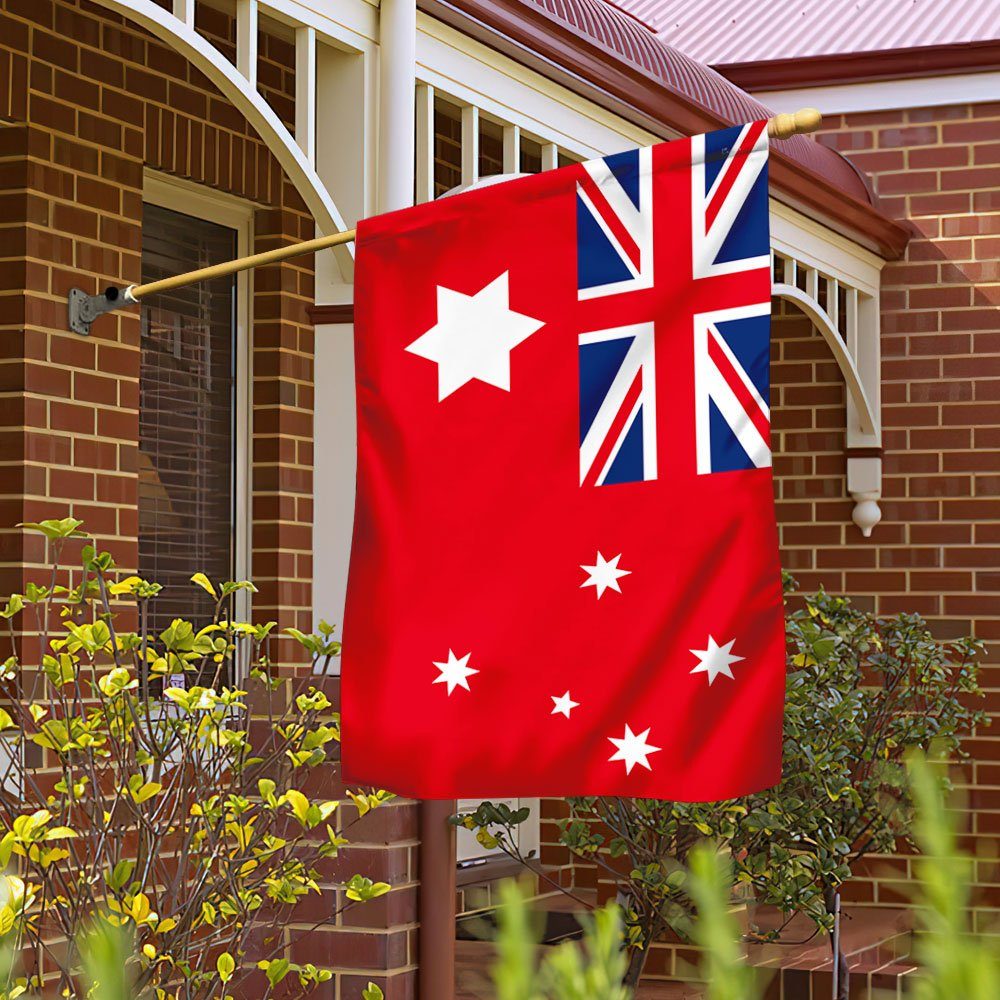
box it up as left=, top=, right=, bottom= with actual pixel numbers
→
left=415, top=82, right=435, bottom=204
left=846, top=289, right=883, bottom=537
left=172, top=0, right=194, bottom=27
left=235, top=0, right=258, bottom=90
left=294, top=26, right=317, bottom=167
left=377, top=0, right=416, bottom=213
left=376, top=5, right=456, bottom=996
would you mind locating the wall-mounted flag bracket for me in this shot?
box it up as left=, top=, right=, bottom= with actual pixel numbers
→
left=67, top=227, right=359, bottom=336
left=67, top=286, right=137, bottom=336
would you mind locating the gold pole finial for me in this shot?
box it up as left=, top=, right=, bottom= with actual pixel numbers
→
left=767, top=107, right=822, bottom=140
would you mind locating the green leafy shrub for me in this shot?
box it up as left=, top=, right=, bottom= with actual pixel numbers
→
left=687, top=844, right=762, bottom=1000
left=490, top=761, right=998, bottom=1000
left=0, top=518, right=391, bottom=998
left=735, top=582, right=986, bottom=993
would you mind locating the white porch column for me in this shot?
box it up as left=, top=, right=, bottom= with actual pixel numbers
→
left=377, top=0, right=416, bottom=213
left=378, top=7, right=457, bottom=996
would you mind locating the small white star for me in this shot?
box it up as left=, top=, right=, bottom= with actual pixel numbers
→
left=580, top=552, right=631, bottom=599
left=551, top=691, right=580, bottom=718
left=405, top=272, right=545, bottom=400
left=689, top=635, right=744, bottom=686
left=432, top=650, right=478, bottom=695
left=608, top=724, right=661, bottom=775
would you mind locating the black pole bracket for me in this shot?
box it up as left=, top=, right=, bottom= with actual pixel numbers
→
left=67, top=286, right=133, bottom=336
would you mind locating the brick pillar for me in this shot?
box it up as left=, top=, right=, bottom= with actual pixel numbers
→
left=0, top=123, right=36, bottom=600
left=251, top=193, right=317, bottom=670
left=334, top=799, right=419, bottom=1000
left=0, top=108, right=142, bottom=598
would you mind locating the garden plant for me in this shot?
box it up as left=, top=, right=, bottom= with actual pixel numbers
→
left=0, top=517, right=391, bottom=998
left=485, top=753, right=998, bottom=1000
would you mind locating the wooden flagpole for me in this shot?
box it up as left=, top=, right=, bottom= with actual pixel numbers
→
left=116, top=108, right=821, bottom=305
left=124, top=227, right=358, bottom=302
left=766, top=107, right=822, bottom=140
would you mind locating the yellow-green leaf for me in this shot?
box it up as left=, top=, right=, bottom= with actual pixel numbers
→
left=190, top=573, right=217, bottom=598
left=42, top=827, right=77, bottom=841
left=130, top=782, right=162, bottom=805
left=283, top=790, right=310, bottom=826
left=217, top=952, right=235, bottom=983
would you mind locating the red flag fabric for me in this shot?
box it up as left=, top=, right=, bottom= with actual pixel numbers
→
left=343, top=123, right=785, bottom=801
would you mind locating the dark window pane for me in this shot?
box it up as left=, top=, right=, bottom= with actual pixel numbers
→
left=479, top=117, right=504, bottom=178
left=139, top=203, right=237, bottom=640
left=520, top=136, right=542, bottom=174
left=433, top=99, right=462, bottom=198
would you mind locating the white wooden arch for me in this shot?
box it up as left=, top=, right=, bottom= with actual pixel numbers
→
left=768, top=205, right=885, bottom=537
left=90, top=0, right=355, bottom=278
left=772, top=282, right=876, bottom=437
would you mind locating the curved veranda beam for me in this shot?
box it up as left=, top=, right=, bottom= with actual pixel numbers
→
left=772, top=282, right=877, bottom=438
left=89, top=0, right=354, bottom=279
left=772, top=281, right=882, bottom=536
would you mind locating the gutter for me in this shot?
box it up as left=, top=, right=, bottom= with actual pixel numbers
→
left=418, top=0, right=911, bottom=260
left=718, top=39, right=1000, bottom=92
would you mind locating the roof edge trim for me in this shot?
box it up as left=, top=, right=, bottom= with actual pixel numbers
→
left=719, top=40, right=1000, bottom=92
left=418, top=0, right=910, bottom=259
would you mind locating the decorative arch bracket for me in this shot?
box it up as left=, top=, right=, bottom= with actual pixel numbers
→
left=89, top=0, right=355, bottom=281
left=770, top=204, right=884, bottom=537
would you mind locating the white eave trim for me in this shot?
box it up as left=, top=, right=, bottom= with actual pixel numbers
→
left=755, top=70, right=1000, bottom=116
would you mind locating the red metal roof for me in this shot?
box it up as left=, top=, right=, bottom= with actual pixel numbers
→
left=522, top=0, right=873, bottom=203
left=612, top=0, right=1000, bottom=64
left=422, top=0, right=910, bottom=255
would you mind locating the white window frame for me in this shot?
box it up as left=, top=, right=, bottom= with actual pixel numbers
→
left=457, top=796, right=541, bottom=864
left=140, top=171, right=254, bottom=627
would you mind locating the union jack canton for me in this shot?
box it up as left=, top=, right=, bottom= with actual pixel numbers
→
left=576, top=121, right=771, bottom=483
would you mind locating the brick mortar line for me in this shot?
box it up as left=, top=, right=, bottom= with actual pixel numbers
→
left=0, top=192, right=143, bottom=226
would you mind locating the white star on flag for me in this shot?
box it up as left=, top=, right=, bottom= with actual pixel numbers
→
left=550, top=691, right=579, bottom=718
left=405, top=271, right=545, bottom=400
left=580, top=551, right=631, bottom=598
left=608, top=724, right=661, bottom=774
left=689, top=635, right=744, bottom=685
left=432, top=650, right=478, bottom=695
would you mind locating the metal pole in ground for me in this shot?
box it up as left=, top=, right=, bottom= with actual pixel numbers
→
left=832, top=891, right=842, bottom=999
left=419, top=800, right=457, bottom=999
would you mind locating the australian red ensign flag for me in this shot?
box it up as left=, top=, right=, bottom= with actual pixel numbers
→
left=343, top=122, right=785, bottom=800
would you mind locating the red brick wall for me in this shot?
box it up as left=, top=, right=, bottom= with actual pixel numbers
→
left=811, top=104, right=1000, bottom=928
left=0, top=1, right=417, bottom=995
left=0, top=0, right=316, bottom=646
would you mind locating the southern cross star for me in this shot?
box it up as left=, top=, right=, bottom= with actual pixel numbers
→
left=405, top=271, right=545, bottom=400
left=608, top=724, right=661, bottom=775
left=689, top=635, right=744, bottom=686
left=580, top=551, right=631, bottom=599
left=550, top=691, right=580, bottom=718
left=432, top=650, right=478, bottom=695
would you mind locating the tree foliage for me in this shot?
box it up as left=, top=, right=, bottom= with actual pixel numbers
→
left=0, top=518, right=391, bottom=998
left=737, top=580, right=986, bottom=933
left=907, top=752, right=1000, bottom=999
